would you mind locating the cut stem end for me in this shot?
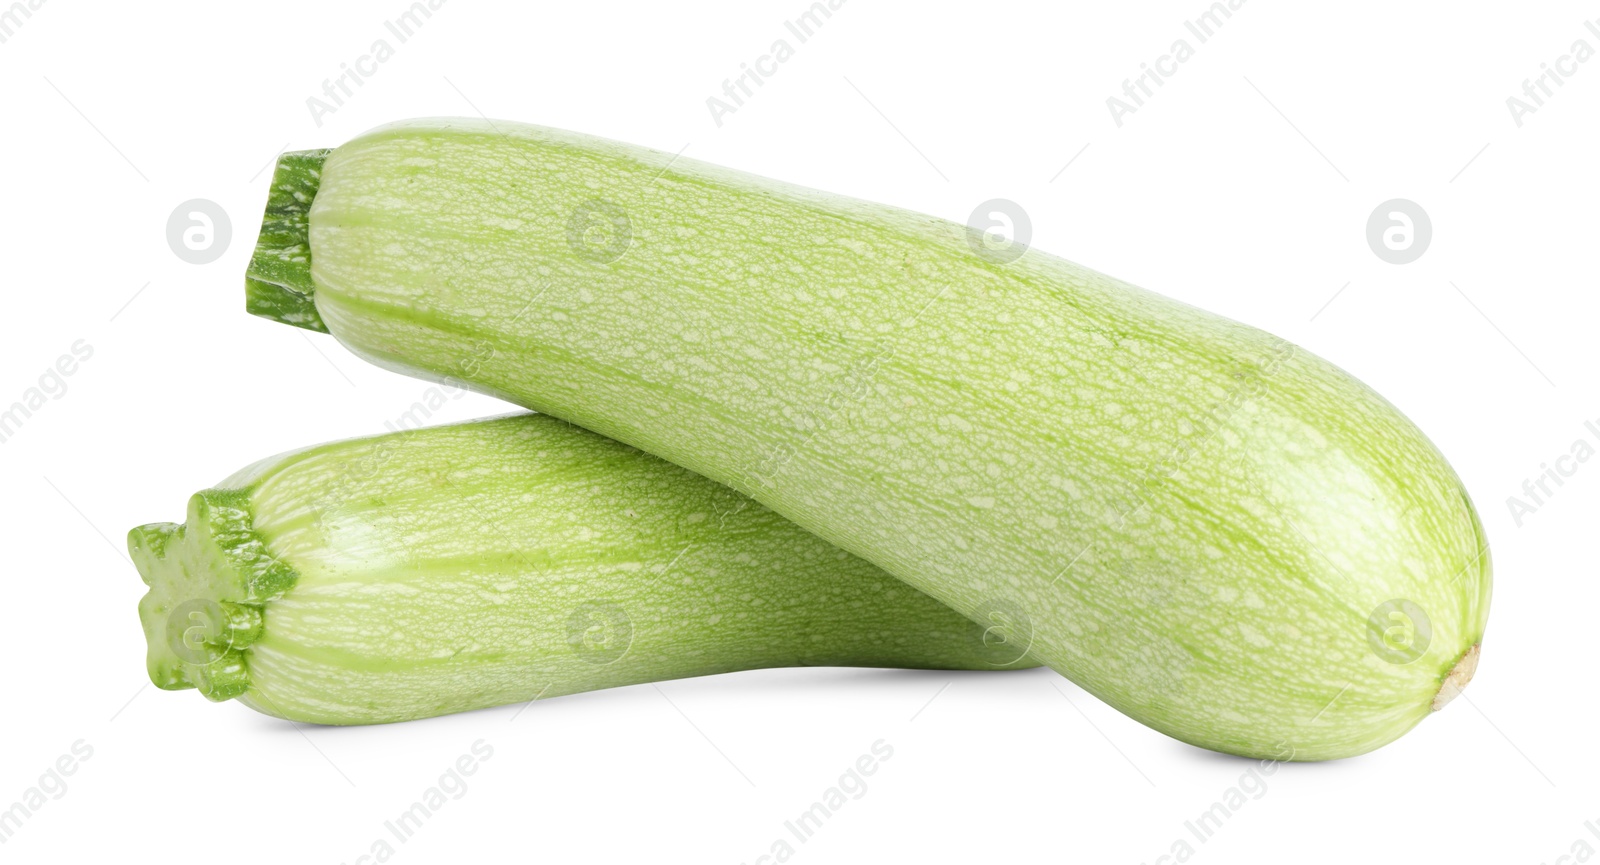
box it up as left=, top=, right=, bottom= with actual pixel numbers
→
left=246, top=149, right=332, bottom=333
left=130, top=490, right=297, bottom=702
left=1431, top=643, right=1480, bottom=712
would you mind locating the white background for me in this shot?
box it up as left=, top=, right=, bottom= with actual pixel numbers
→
left=0, top=0, right=1593, bottom=862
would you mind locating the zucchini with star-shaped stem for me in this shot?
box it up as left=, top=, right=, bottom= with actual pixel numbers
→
left=132, top=413, right=1036, bottom=724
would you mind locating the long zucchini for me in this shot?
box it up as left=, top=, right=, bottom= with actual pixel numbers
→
left=247, top=120, right=1491, bottom=758
left=132, top=413, right=1035, bottom=725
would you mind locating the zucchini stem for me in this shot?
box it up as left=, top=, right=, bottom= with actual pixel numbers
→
left=130, top=490, right=297, bottom=701
left=245, top=149, right=331, bottom=333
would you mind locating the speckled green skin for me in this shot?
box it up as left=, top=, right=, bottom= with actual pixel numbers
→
left=131, top=414, right=1036, bottom=725
left=268, top=119, right=1490, bottom=758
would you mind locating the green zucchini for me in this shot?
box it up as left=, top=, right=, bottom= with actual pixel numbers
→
left=248, top=119, right=1491, bottom=758
left=131, top=413, right=1035, bottom=725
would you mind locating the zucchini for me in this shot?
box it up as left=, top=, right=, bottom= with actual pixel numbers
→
left=248, top=120, right=1491, bottom=759
left=132, top=413, right=1035, bottom=725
